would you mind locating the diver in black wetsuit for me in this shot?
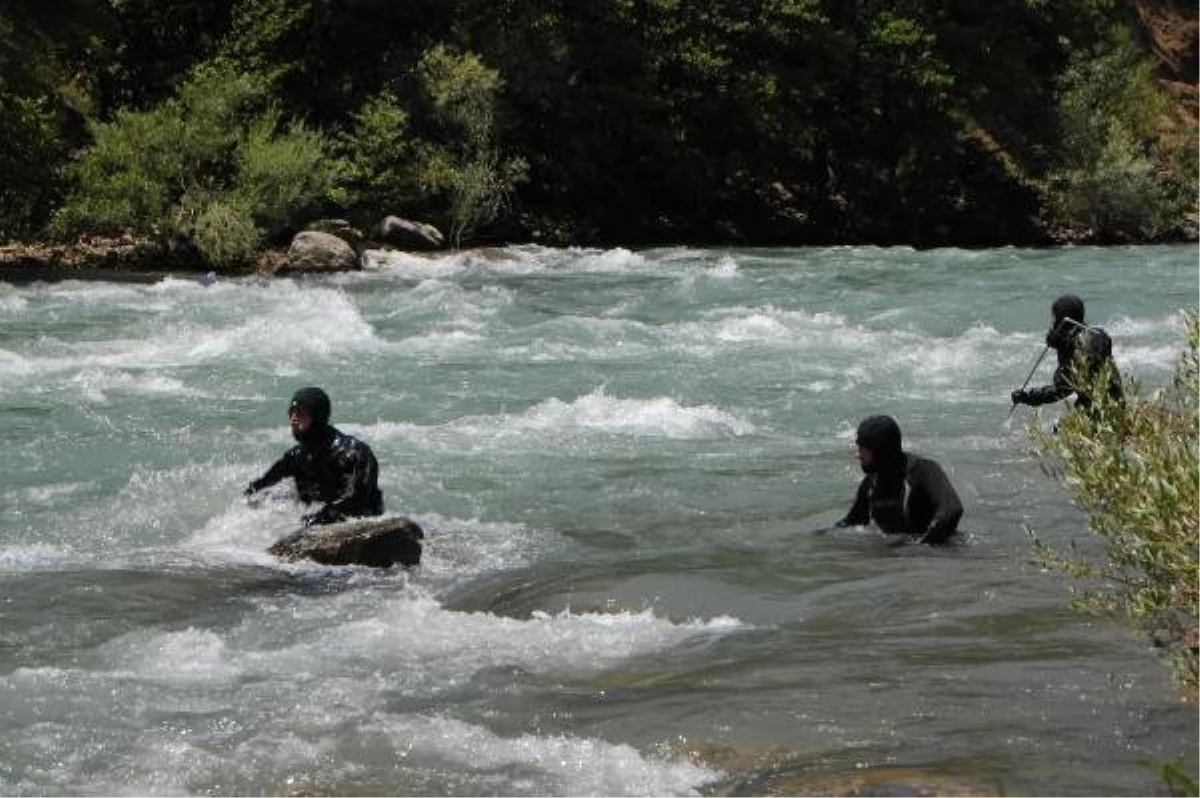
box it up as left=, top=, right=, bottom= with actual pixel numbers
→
left=834, top=415, right=963, bottom=544
left=1010, top=294, right=1122, bottom=412
left=244, top=387, right=384, bottom=527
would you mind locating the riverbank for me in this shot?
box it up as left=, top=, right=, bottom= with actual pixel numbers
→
left=0, top=226, right=1195, bottom=286
left=0, top=237, right=294, bottom=284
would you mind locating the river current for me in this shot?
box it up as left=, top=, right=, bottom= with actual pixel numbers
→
left=0, top=244, right=1196, bottom=796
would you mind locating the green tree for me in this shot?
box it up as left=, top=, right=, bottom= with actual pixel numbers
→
left=413, top=44, right=527, bottom=248
left=335, top=88, right=419, bottom=221
left=219, top=0, right=451, bottom=124
left=235, top=107, right=333, bottom=240
left=0, top=87, right=63, bottom=239
left=1040, top=31, right=1196, bottom=241
left=4, top=0, right=1194, bottom=249
left=99, top=0, right=234, bottom=109
left=0, top=0, right=111, bottom=106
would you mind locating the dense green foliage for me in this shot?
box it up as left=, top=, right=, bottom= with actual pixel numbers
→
left=1, top=0, right=1195, bottom=257
left=411, top=44, right=528, bottom=248
left=0, top=86, right=62, bottom=239
left=50, top=64, right=336, bottom=266
left=1040, top=29, right=1197, bottom=242
left=335, top=89, right=418, bottom=220
left=1028, top=312, right=1199, bottom=701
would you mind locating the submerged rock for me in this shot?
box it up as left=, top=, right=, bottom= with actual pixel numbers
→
left=688, top=743, right=1002, bottom=797
left=753, top=766, right=1002, bottom=797
left=267, top=516, right=424, bottom=568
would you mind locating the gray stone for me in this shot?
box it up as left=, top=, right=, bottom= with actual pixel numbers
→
left=268, top=517, right=424, bottom=568
left=306, top=219, right=366, bottom=252
left=375, top=216, right=446, bottom=250
left=283, top=230, right=360, bottom=273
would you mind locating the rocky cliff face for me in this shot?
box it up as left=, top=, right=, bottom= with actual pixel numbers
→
left=1132, top=0, right=1198, bottom=118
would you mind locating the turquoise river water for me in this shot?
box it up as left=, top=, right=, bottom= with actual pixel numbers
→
left=0, top=244, right=1197, bottom=796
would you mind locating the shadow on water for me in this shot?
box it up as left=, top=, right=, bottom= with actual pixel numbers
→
left=697, top=747, right=1007, bottom=797
left=0, top=562, right=391, bottom=671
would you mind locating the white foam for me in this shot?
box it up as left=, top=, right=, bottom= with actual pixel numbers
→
left=362, top=246, right=547, bottom=278
left=362, top=249, right=474, bottom=277
left=569, top=246, right=647, bottom=272
left=364, top=714, right=721, bottom=796
left=369, top=392, right=757, bottom=451
left=709, top=254, right=740, bottom=278
left=180, top=285, right=379, bottom=364
left=883, top=325, right=1005, bottom=388
left=519, top=390, right=757, bottom=438
left=0, top=347, right=33, bottom=378
left=65, top=368, right=196, bottom=401
left=1104, top=311, right=1188, bottom=337
left=8, top=282, right=379, bottom=381
left=363, top=245, right=654, bottom=279
left=397, top=328, right=486, bottom=356
left=11, top=481, right=95, bottom=505
left=688, top=311, right=791, bottom=343
left=410, top=513, right=551, bottom=582
left=654, top=307, right=1006, bottom=398
left=1116, top=344, right=1186, bottom=372
left=105, top=627, right=241, bottom=687
left=266, top=595, right=746, bottom=690
left=37, top=280, right=148, bottom=303
left=0, top=293, right=28, bottom=313
left=0, top=542, right=74, bottom=568
left=180, top=483, right=301, bottom=551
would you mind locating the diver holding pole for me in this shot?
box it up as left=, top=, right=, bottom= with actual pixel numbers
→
left=1008, top=344, right=1050, bottom=418
left=1009, top=294, right=1122, bottom=415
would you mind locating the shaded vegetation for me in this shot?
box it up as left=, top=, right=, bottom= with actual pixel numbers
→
left=0, top=0, right=1195, bottom=256
left=0, top=88, right=62, bottom=240
left=49, top=64, right=336, bottom=267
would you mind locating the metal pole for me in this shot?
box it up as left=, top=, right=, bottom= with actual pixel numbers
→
left=1008, top=344, right=1050, bottom=417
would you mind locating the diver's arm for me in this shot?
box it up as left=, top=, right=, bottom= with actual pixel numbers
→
left=912, top=459, right=963, bottom=542
left=1020, top=359, right=1078, bottom=406
left=836, top=478, right=872, bottom=527
left=246, top=450, right=297, bottom=494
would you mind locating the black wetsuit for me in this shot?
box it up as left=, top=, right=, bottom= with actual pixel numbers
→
left=1022, top=323, right=1122, bottom=411
left=838, top=452, right=964, bottom=544
left=248, top=424, right=383, bottom=526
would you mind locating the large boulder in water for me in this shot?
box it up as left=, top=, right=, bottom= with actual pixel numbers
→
left=268, top=516, right=424, bottom=568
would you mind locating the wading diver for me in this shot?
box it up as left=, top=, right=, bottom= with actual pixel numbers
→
left=832, top=415, right=964, bottom=545
left=244, top=387, right=384, bottom=527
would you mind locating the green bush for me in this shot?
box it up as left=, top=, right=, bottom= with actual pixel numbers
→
left=235, top=108, right=334, bottom=240
left=1027, top=310, right=1199, bottom=699
left=180, top=197, right=260, bottom=266
left=50, top=99, right=193, bottom=237
left=1040, top=33, right=1196, bottom=241
left=335, top=88, right=419, bottom=220
left=413, top=44, right=527, bottom=248
left=0, top=88, right=63, bottom=239
left=52, top=61, right=336, bottom=267
left=1041, top=122, right=1181, bottom=241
